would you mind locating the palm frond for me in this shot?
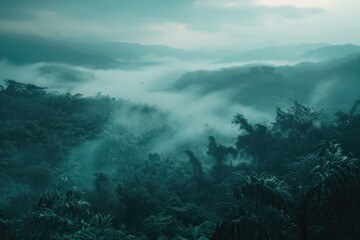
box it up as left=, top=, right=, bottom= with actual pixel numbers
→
left=233, top=176, right=291, bottom=212
left=212, top=215, right=295, bottom=240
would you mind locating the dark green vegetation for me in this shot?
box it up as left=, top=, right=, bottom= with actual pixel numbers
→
left=1, top=79, right=360, bottom=239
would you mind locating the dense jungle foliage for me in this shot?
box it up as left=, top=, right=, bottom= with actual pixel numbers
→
left=1, top=80, right=360, bottom=240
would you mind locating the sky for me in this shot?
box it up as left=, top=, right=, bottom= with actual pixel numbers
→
left=0, top=0, right=359, bottom=49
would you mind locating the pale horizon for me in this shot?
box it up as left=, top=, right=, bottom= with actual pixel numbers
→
left=1, top=0, right=359, bottom=50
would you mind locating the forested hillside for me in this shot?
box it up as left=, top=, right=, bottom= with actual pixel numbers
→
left=2, top=0, right=360, bottom=239
left=1, top=80, right=360, bottom=240
left=167, top=54, right=360, bottom=113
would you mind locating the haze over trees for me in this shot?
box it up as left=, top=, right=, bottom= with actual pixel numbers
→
left=1, top=35, right=360, bottom=240
left=1, top=1, right=360, bottom=239
left=1, top=75, right=360, bottom=239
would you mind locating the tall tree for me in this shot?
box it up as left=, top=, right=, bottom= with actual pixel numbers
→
left=232, top=114, right=273, bottom=171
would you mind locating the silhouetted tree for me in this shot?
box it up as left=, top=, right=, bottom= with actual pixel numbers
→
left=335, top=100, right=360, bottom=156
left=207, top=136, right=236, bottom=180
left=232, top=114, right=273, bottom=171
left=272, top=102, right=325, bottom=158
left=184, top=150, right=203, bottom=178
left=3, top=79, right=46, bottom=96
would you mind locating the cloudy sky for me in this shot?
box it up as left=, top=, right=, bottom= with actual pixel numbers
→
left=0, top=0, right=359, bottom=49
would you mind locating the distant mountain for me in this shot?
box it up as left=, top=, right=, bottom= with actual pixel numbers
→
left=167, top=66, right=293, bottom=111
left=0, top=33, right=121, bottom=69
left=279, top=53, right=360, bottom=110
left=166, top=53, right=360, bottom=112
left=299, top=44, right=360, bottom=61
left=0, top=33, right=242, bottom=68
left=217, top=43, right=329, bottom=63
left=65, top=41, right=239, bottom=61
left=0, top=33, right=194, bottom=69
left=64, top=41, right=188, bottom=60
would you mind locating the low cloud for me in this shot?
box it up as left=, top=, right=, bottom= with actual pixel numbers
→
left=0, top=59, right=274, bottom=152
left=38, top=65, right=95, bottom=84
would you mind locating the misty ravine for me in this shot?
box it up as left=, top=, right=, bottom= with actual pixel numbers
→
left=2, top=1, right=360, bottom=240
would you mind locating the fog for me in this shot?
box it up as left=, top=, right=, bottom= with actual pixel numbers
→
left=2, top=53, right=359, bottom=187
left=0, top=58, right=288, bottom=136
left=2, top=1, right=360, bottom=238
